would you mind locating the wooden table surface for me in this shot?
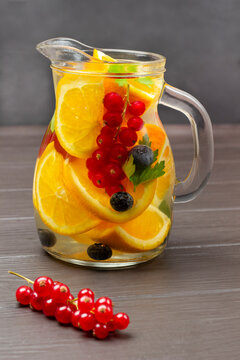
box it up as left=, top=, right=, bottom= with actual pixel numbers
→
left=0, top=124, right=239, bottom=360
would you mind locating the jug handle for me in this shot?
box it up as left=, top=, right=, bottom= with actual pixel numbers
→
left=159, top=83, right=214, bottom=203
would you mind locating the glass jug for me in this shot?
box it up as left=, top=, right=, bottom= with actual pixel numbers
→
left=33, top=38, right=214, bottom=268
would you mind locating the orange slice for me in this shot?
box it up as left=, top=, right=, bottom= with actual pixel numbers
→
left=64, top=158, right=157, bottom=223
left=92, top=49, right=160, bottom=108
left=138, top=123, right=175, bottom=205
left=55, top=76, right=104, bottom=158
left=35, top=142, right=100, bottom=235
left=87, top=205, right=171, bottom=252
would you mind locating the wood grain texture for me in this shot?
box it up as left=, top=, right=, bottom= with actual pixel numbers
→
left=0, top=125, right=240, bottom=360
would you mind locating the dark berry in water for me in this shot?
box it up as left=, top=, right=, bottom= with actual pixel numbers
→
left=130, top=145, right=154, bottom=168
left=87, top=243, right=112, bottom=260
left=38, top=229, right=56, bottom=247
left=110, top=192, right=134, bottom=212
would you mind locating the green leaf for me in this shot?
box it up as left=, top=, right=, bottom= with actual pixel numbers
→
left=137, top=77, right=153, bottom=88
left=158, top=200, right=171, bottom=218
left=50, top=113, right=55, bottom=132
left=115, top=78, right=128, bottom=86
left=123, top=155, right=136, bottom=179
left=139, top=134, right=152, bottom=147
left=130, top=161, right=165, bottom=188
left=108, top=64, right=125, bottom=73
left=126, top=64, right=138, bottom=73
left=153, top=149, right=158, bottom=163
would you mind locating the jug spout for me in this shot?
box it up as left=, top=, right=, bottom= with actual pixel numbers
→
left=36, top=37, right=97, bottom=68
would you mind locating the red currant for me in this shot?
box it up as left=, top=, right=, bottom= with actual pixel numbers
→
left=71, top=310, right=81, bottom=328
left=33, top=276, right=53, bottom=298
left=67, top=293, right=77, bottom=312
left=16, top=286, right=33, bottom=305
left=105, top=184, right=125, bottom=196
left=53, top=281, right=61, bottom=286
left=88, top=171, right=94, bottom=180
left=78, top=288, right=94, bottom=301
left=79, top=312, right=96, bottom=331
left=113, top=312, right=130, bottom=330
left=110, top=144, right=128, bottom=164
left=51, top=283, right=70, bottom=304
left=78, top=295, right=94, bottom=313
left=55, top=305, right=72, bottom=324
left=95, top=304, right=113, bottom=324
left=92, top=173, right=106, bottom=188
left=104, top=163, right=124, bottom=182
left=118, top=127, right=137, bottom=147
left=129, top=101, right=146, bottom=116
left=96, top=134, right=114, bottom=148
left=107, top=319, right=117, bottom=332
left=42, top=298, right=58, bottom=317
left=86, top=158, right=100, bottom=172
left=103, top=112, right=122, bottom=128
left=30, top=291, right=44, bottom=311
left=95, top=296, right=113, bottom=307
left=104, top=92, right=124, bottom=113
left=101, top=125, right=117, bottom=137
left=92, top=149, right=108, bottom=163
left=93, top=323, right=109, bottom=339
left=127, top=116, right=144, bottom=131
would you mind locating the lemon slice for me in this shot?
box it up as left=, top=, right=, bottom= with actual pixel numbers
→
left=87, top=205, right=171, bottom=252
left=35, top=142, right=100, bottom=235
left=55, top=76, right=104, bottom=158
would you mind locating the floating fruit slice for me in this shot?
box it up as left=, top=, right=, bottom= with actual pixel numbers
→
left=92, top=49, right=159, bottom=108
left=64, top=158, right=157, bottom=223
left=32, top=158, right=39, bottom=209
left=155, top=143, right=175, bottom=202
left=87, top=206, right=171, bottom=252
left=35, top=142, right=100, bottom=235
left=93, top=49, right=114, bottom=62
left=138, top=123, right=176, bottom=205
left=55, top=76, right=104, bottom=157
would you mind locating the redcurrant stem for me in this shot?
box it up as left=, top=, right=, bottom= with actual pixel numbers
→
left=122, top=84, right=130, bottom=119
left=8, top=271, right=34, bottom=284
left=68, top=297, right=78, bottom=303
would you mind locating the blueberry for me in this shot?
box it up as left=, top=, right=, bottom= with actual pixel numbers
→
left=87, top=243, right=112, bottom=260
left=130, top=145, right=154, bottom=168
left=38, top=229, right=56, bottom=247
left=110, top=191, right=134, bottom=212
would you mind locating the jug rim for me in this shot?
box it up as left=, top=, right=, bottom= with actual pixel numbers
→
left=50, top=50, right=166, bottom=77
left=37, top=38, right=166, bottom=77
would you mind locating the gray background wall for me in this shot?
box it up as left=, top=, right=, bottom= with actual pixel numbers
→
left=0, top=0, right=239, bottom=126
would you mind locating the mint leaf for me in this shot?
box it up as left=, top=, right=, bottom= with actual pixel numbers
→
left=130, top=161, right=165, bottom=188
left=153, top=149, right=158, bottom=163
left=50, top=113, right=55, bottom=132
left=137, top=77, right=153, bottom=88
left=139, top=134, right=152, bottom=147
left=123, top=155, right=136, bottom=179
left=108, top=64, right=125, bottom=73
left=126, top=64, right=138, bottom=73
left=115, top=78, right=128, bottom=86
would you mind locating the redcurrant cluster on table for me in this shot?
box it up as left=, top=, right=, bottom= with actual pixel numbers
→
left=10, top=271, right=129, bottom=340
left=86, top=92, right=146, bottom=197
